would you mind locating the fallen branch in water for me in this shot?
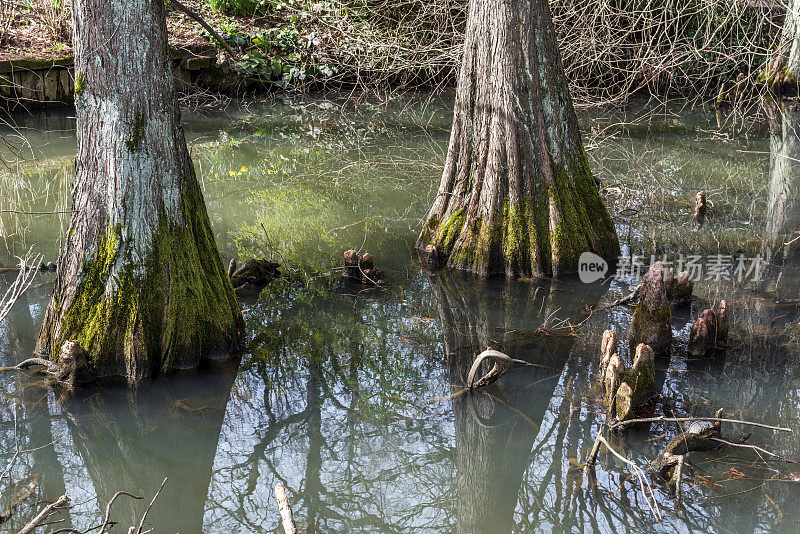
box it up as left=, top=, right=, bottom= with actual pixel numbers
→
left=608, top=416, right=791, bottom=433
left=17, top=494, right=69, bottom=534
left=709, top=437, right=800, bottom=464
left=0, top=475, right=38, bottom=524
left=136, top=478, right=167, bottom=534
left=275, top=483, right=297, bottom=534
left=466, top=348, right=549, bottom=389
left=99, top=491, right=142, bottom=534
left=47, top=481, right=166, bottom=534
left=591, top=436, right=661, bottom=520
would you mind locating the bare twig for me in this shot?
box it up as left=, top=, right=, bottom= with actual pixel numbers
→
left=0, top=250, right=42, bottom=324
left=17, top=494, right=69, bottom=534
left=136, top=478, right=167, bottom=534
left=592, top=436, right=661, bottom=520
left=98, top=492, right=142, bottom=534
left=709, top=437, right=800, bottom=464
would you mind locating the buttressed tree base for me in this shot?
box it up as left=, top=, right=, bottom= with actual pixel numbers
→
left=418, top=0, right=619, bottom=276
left=35, top=0, right=242, bottom=384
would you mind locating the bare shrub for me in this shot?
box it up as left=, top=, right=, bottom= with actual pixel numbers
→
left=41, top=0, right=70, bottom=43
left=316, top=0, right=784, bottom=107
left=0, top=0, right=15, bottom=45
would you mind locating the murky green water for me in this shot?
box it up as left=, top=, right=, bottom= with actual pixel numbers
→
left=0, top=95, right=799, bottom=533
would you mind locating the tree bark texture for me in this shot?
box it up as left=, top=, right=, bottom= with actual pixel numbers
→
left=765, top=104, right=800, bottom=260
left=36, top=0, right=242, bottom=382
left=417, top=0, right=618, bottom=276
left=776, top=0, right=800, bottom=84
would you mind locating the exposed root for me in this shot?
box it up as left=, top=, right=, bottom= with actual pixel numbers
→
left=467, top=349, right=513, bottom=389
left=688, top=300, right=729, bottom=357
left=0, top=341, right=92, bottom=389
left=466, top=348, right=548, bottom=389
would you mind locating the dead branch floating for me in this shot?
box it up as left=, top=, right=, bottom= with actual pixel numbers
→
left=274, top=483, right=297, bottom=534
left=17, top=494, right=69, bottom=534
left=608, top=416, right=792, bottom=433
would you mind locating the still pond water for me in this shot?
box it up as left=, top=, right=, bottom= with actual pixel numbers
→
left=0, top=95, right=799, bottom=533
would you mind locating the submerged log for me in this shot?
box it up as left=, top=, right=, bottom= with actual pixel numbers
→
left=688, top=300, right=729, bottom=357
left=230, top=258, right=280, bottom=297
left=628, top=262, right=672, bottom=356
left=693, top=190, right=708, bottom=230
left=648, top=410, right=751, bottom=495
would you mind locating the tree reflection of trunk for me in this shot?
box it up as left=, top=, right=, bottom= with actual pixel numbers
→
left=61, top=364, right=238, bottom=532
left=304, top=356, right=323, bottom=534
left=766, top=104, right=800, bottom=262
left=429, top=270, right=606, bottom=534
left=7, top=290, right=72, bottom=529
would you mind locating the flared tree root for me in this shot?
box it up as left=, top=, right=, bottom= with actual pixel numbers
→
left=423, top=244, right=447, bottom=268
left=1, top=340, right=92, bottom=389
left=688, top=300, right=729, bottom=357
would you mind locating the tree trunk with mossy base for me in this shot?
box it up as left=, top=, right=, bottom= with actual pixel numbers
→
left=765, top=0, right=800, bottom=92
left=416, top=0, right=618, bottom=276
left=35, top=0, right=242, bottom=384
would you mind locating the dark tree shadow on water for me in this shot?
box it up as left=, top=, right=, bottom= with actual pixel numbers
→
left=59, top=363, right=239, bottom=532
left=428, top=270, right=608, bottom=534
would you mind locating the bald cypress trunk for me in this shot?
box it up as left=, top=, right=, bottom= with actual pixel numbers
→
left=418, top=0, right=618, bottom=276
left=767, top=0, right=800, bottom=88
left=765, top=105, right=800, bottom=260
left=35, top=0, right=242, bottom=383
